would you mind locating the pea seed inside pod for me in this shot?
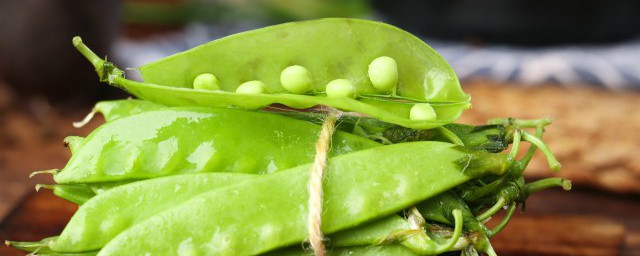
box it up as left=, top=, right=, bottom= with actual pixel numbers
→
left=326, top=79, right=355, bottom=98
left=280, top=65, right=313, bottom=94
left=368, top=56, right=398, bottom=93
left=192, top=73, right=221, bottom=90
left=236, top=80, right=268, bottom=94
left=410, top=103, right=437, bottom=121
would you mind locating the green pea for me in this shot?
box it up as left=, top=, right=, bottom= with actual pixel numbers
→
left=280, top=65, right=312, bottom=94
left=409, top=103, right=437, bottom=121
left=236, top=80, right=268, bottom=94
left=192, top=73, right=221, bottom=90
left=326, top=79, right=355, bottom=98
left=368, top=56, right=398, bottom=93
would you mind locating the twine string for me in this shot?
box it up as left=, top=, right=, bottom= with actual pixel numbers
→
left=307, top=111, right=341, bottom=256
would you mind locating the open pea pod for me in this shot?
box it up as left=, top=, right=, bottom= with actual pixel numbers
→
left=74, top=18, right=470, bottom=129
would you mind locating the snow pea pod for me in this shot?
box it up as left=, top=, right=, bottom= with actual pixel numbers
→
left=98, top=142, right=508, bottom=255
left=53, top=107, right=379, bottom=184
left=73, top=18, right=471, bottom=129
left=48, top=173, right=258, bottom=253
left=83, top=99, right=510, bottom=153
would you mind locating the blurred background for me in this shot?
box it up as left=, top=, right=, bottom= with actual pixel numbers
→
left=0, top=0, right=639, bottom=255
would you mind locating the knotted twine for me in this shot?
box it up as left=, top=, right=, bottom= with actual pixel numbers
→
left=307, top=110, right=342, bottom=256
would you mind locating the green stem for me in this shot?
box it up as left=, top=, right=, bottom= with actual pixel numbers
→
left=72, top=37, right=104, bottom=70
left=512, top=126, right=544, bottom=176
left=434, top=209, right=464, bottom=254
left=507, top=130, right=521, bottom=164
left=73, top=36, right=124, bottom=85
left=524, top=178, right=572, bottom=197
left=488, top=203, right=517, bottom=237
left=476, top=197, right=507, bottom=222
left=522, top=131, right=561, bottom=171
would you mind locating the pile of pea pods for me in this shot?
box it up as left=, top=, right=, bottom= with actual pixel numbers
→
left=8, top=19, right=571, bottom=256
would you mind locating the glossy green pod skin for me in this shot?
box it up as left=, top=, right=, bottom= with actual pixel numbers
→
left=97, top=142, right=507, bottom=255
left=49, top=173, right=257, bottom=252
left=54, top=107, right=379, bottom=184
left=74, top=18, right=471, bottom=129
left=41, top=175, right=440, bottom=253
left=93, top=99, right=163, bottom=122
left=91, top=99, right=509, bottom=152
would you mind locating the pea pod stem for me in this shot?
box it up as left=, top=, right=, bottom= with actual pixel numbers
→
left=73, top=37, right=123, bottom=85
left=521, top=131, right=561, bottom=172
left=73, top=37, right=104, bottom=72
left=432, top=209, right=464, bottom=254
left=514, top=126, right=544, bottom=174
left=524, top=178, right=572, bottom=197
left=475, top=197, right=507, bottom=222
left=488, top=203, right=517, bottom=237
left=507, top=130, right=522, bottom=164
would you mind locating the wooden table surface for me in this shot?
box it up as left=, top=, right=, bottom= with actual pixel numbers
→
left=1, top=82, right=639, bottom=255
